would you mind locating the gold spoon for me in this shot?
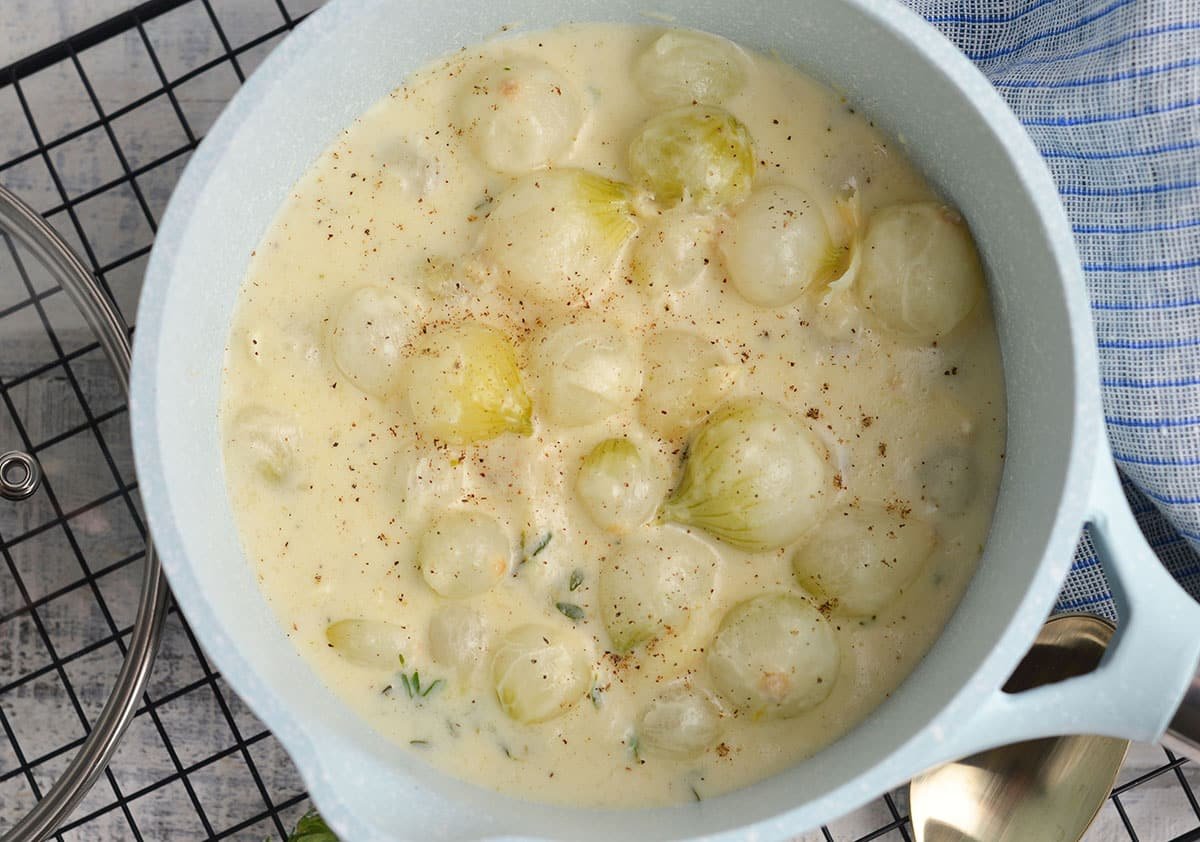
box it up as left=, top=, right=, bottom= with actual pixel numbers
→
left=910, top=615, right=1130, bottom=842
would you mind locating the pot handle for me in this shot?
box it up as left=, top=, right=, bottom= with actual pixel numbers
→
left=938, top=441, right=1200, bottom=762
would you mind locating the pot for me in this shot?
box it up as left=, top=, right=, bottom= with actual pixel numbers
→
left=128, top=0, right=1200, bottom=838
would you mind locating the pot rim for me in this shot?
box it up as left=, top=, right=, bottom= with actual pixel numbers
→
left=129, top=0, right=1097, bottom=837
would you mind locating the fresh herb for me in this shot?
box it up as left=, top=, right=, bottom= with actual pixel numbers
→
left=628, top=734, right=641, bottom=761
left=501, top=744, right=514, bottom=759
left=529, top=531, right=552, bottom=557
left=286, top=809, right=338, bottom=842
left=568, top=570, right=584, bottom=591
left=690, top=784, right=702, bottom=802
left=381, top=685, right=393, bottom=697
left=556, top=601, right=585, bottom=621
left=589, top=685, right=603, bottom=709
left=409, top=739, right=431, bottom=748
left=399, top=670, right=444, bottom=700
left=514, top=531, right=553, bottom=576
left=398, top=653, right=405, bottom=666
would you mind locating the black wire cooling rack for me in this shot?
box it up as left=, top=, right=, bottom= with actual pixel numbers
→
left=0, top=1, right=1197, bottom=840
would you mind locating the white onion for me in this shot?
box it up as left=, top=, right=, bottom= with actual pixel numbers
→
left=458, top=58, right=583, bottom=173
left=638, top=330, right=739, bottom=438
left=856, top=202, right=984, bottom=341
left=598, top=527, right=719, bottom=652
left=708, top=594, right=839, bottom=718
left=638, top=683, right=723, bottom=758
left=329, top=286, right=421, bottom=398
left=628, top=105, right=754, bottom=208
left=406, top=323, right=532, bottom=444
left=719, top=185, right=837, bottom=307
left=575, top=438, right=658, bottom=534
left=492, top=624, right=590, bottom=723
left=418, top=510, right=510, bottom=598
left=325, top=619, right=408, bottom=668
left=631, top=207, right=718, bottom=294
left=534, top=321, right=642, bottom=427
left=793, top=504, right=936, bottom=616
left=634, top=30, right=748, bottom=107
left=375, top=137, right=439, bottom=197
left=482, top=169, right=637, bottom=305
left=660, top=399, right=828, bottom=550
left=228, top=406, right=301, bottom=485
left=428, top=605, right=489, bottom=675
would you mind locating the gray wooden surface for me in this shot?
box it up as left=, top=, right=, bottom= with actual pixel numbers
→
left=0, top=2, right=145, bottom=67
left=0, top=2, right=1195, bottom=840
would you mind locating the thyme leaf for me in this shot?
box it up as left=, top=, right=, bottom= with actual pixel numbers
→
left=530, top=531, right=552, bottom=557
left=556, top=601, right=585, bottom=621
left=514, top=530, right=553, bottom=576
left=398, top=670, right=443, bottom=700
left=568, top=570, right=584, bottom=591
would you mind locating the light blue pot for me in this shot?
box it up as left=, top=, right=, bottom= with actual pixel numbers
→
left=128, top=0, right=1200, bottom=838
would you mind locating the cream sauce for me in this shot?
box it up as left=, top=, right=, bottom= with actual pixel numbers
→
left=219, top=23, right=1005, bottom=807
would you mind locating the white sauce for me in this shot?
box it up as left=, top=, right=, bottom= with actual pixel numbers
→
left=219, top=23, right=1005, bottom=807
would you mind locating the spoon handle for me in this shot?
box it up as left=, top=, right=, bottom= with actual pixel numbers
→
left=1163, top=664, right=1200, bottom=758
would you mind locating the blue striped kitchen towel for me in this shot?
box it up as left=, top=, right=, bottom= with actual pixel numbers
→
left=903, top=0, right=1200, bottom=619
